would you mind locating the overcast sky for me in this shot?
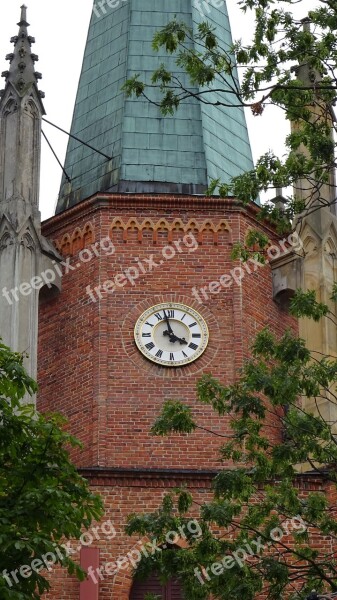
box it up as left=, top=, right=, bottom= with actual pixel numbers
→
left=0, top=1, right=314, bottom=220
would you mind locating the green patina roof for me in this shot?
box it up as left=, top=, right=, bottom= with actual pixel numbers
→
left=56, top=0, right=254, bottom=213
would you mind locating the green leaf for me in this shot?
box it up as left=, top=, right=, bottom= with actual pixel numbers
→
left=151, top=400, right=196, bottom=435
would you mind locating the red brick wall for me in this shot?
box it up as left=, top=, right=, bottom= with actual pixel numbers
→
left=39, top=472, right=329, bottom=600
left=37, top=193, right=300, bottom=598
left=40, top=473, right=214, bottom=600
left=38, top=194, right=296, bottom=469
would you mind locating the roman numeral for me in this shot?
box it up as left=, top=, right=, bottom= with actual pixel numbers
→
left=155, top=349, right=163, bottom=358
left=166, top=309, right=175, bottom=318
left=170, top=352, right=175, bottom=361
left=181, top=313, right=186, bottom=321
left=192, top=333, right=201, bottom=338
left=182, top=351, right=188, bottom=358
left=145, top=342, right=155, bottom=350
left=189, top=322, right=197, bottom=328
left=142, top=333, right=151, bottom=337
left=145, top=321, right=154, bottom=327
left=188, top=343, right=198, bottom=351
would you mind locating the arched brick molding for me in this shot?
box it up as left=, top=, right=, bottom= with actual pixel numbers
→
left=109, top=216, right=232, bottom=245
left=110, top=538, right=189, bottom=599
left=53, top=221, right=95, bottom=256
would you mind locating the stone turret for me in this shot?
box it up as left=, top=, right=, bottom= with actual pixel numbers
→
left=295, top=31, right=337, bottom=425
left=0, top=6, right=61, bottom=392
left=272, top=18, right=337, bottom=428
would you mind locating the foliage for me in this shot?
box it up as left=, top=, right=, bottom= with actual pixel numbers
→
left=0, top=341, right=104, bottom=599
left=127, top=289, right=337, bottom=599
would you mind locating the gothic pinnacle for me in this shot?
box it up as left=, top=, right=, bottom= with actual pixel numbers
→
left=1, top=5, right=45, bottom=99
left=18, top=4, right=29, bottom=27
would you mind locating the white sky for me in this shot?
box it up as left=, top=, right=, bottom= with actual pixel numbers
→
left=0, top=1, right=315, bottom=220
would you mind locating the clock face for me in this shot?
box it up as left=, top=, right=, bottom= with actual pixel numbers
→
left=134, top=303, right=209, bottom=367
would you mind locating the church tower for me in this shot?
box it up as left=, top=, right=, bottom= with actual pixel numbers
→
left=0, top=6, right=60, bottom=385
left=36, top=3, right=298, bottom=598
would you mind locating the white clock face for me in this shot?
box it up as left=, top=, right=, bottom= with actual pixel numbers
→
left=134, top=303, right=209, bottom=367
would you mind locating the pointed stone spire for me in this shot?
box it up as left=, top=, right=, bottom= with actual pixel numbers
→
left=0, top=7, right=61, bottom=396
left=2, top=5, right=43, bottom=99
left=0, top=5, right=45, bottom=207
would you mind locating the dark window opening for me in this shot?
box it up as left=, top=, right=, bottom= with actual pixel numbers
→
left=130, top=571, right=184, bottom=599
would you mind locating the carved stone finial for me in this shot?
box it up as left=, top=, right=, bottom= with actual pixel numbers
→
left=0, top=7, right=45, bottom=209
left=19, top=5, right=29, bottom=27
left=2, top=6, right=43, bottom=99
left=301, top=16, right=311, bottom=32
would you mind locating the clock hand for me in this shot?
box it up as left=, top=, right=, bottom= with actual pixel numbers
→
left=162, top=309, right=188, bottom=344
left=169, top=333, right=188, bottom=345
left=163, top=309, right=174, bottom=337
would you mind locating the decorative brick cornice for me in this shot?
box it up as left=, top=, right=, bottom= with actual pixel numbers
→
left=79, top=466, right=218, bottom=488
left=52, top=215, right=231, bottom=255
left=78, top=466, right=325, bottom=490
left=42, top=193, right=269, bottom=238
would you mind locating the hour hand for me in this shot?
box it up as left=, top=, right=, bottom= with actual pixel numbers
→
left=170, top=333, right=188, bottom=345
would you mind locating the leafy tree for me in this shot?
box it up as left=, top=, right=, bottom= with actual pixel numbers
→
left=126, top=290, right=337, bottom=599
left=124, top=0, right=337, bottom=238
left=0, top=341, right=104, bottom=600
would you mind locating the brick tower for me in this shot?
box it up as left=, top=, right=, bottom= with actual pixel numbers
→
left=34, top=2, right=300, bottom=598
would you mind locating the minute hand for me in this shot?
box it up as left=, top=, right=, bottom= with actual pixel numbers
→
left=163, top=309, right=174, bottom=335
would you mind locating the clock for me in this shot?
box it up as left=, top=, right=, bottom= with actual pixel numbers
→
left=134, top=302, right=209, bottom=367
